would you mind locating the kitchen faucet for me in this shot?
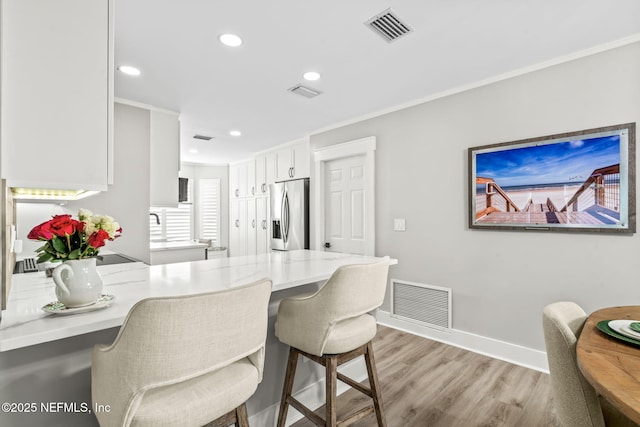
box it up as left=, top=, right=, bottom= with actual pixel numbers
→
left=149, top=213, right=160, bottom=225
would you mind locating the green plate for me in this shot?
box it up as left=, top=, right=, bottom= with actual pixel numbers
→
left=596, top=320, right=640, bottom=347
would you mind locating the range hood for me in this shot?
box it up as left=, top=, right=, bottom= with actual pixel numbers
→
left=10, top=187, right=101, bottom=203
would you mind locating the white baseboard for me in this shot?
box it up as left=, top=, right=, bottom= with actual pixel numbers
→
left=376, top=310, right=549, bottom=373
left=249, top=357, right=368, bottom=427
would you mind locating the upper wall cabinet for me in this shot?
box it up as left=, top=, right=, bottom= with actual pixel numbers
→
left=229, top=160, right=256, bottom=198
left=150, top=110, right=180, bottom=207
left=274, top=141, right=310, bottom=181
left=254, top=154, right=273, bottom=195
left=0, top=0, right=113, bottom=190
left=1, top=0, right=114, bottom=190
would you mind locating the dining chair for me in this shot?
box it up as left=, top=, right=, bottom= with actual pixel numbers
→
left=274, top=257, right=390, bottom=427
left=542, top=302, right=637, bottom=427
left=91, top=279, right=272, bottom=427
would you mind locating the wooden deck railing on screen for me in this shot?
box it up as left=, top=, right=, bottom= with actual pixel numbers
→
left=475, top=177, right=520, bottom=220
left=560, top=164, right=620, bottom=212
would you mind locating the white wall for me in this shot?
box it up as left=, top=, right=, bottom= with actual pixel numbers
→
left=65, top=103, right=151, bottom=263
left=15, top=103, right=151, bottom=264
left=310, top=42, right=640, bottom=353
left=15, top=203, right=66, bottom=258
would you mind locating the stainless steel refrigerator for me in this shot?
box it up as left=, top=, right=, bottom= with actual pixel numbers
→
left=270, top=178, right=309, bottom=251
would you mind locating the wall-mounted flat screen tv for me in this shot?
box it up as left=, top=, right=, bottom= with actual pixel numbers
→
left=468, top=123, right=635, bottom=233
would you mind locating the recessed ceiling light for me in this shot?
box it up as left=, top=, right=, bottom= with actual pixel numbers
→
left=219, top=33, right=242, bottom=47
left=189, top=148, right=198, bottom=154
left=117, top=65, right=141, bottom=76
left=230, top=130, right=242, bottom=137
left=303, top=71, right=321, bottom=81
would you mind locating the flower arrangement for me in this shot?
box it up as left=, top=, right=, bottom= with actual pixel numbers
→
left=28, top=209, right=122, bottom=263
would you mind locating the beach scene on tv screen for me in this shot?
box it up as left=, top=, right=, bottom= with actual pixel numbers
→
left=474, top=134, right=623, bottom=227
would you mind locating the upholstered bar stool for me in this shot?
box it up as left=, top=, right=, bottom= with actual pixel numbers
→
left=91, top=279, right=272, bottom=427
left=275, top=257, right=390, bottom=427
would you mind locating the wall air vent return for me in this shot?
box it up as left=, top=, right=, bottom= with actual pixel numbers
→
left=365, top=8, right=413, bottom=42
left=288, top=84, right=322, bottom=99
left=391, top=279, right=451, bottom=331
left=193, top=134, right=213, bottom=141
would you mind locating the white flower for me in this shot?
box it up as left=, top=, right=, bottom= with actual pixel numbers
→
left=77, top=209, right=122, bottom=241
left=78, top=209, right=93, bottom=221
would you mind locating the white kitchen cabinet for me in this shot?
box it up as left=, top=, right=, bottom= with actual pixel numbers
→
left=230, top=198, right=256, bottom=256
left=275, top=147, right=293, bottom=181
left=229, top=199, right=242, bottom=256
left=230, top=199, right=269, bottom=256
left=150, top=110, right=180, bottom=207
left=274, top=141, right=310, bottom=181
left=237, top=163, right=248, bottom=198
left=247, top=198, right=257, bottom=255
left=229, top=160, right=256, bottom=198
left=1, top=0, right=114, bottom=190
left=229, top=140, right=312, bottom=256
left=229, top=199, right=239, bottom=255
left=256, top=196, right=269, bottom=254
left=229, top=165, right=239, bottom=199
left=255, top=155, right=270, bottom=195
left=247, top=160, right=256, bottom=197
left=266, top=152, right=278, bottom=187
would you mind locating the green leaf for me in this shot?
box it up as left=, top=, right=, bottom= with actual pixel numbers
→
left=68, top=249, right=81, bottom=259
left=52, top=236, right=66, bottom=253
left=37, top=253, right=54, bottom=263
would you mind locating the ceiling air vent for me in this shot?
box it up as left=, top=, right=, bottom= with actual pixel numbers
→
left=365, top=8, right=413, bottom=42
left=288, top=84, right=322, bottom=99
left=193, top=134, right=213, bottom=141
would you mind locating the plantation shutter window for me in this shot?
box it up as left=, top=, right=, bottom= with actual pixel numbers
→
left=198, top=178, right=220, bottom=243
left=150, top=179, right=194, bottom=241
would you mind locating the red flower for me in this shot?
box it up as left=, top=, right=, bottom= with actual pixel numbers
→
left=27, top=221, right=54, bottom=240
left=48, top=215, right=82, bottom=237
left=88, top=229, right=110, bottom=248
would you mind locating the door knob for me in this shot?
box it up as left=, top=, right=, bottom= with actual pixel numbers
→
left=324, top=242, right=331, bottom=249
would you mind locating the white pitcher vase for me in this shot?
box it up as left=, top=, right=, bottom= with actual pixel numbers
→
left=52, top=258, right=103, bottom=307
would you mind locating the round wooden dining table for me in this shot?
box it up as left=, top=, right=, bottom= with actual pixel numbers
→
left=576, top=306, right=640, bottom=425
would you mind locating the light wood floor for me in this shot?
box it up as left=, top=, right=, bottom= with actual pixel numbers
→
left=291, top=325, right=557, bottom=427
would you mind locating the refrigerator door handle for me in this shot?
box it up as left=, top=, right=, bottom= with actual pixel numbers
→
left=280, top=189, right=287, bottom=243
left=283, top=190, right=290, bottom=244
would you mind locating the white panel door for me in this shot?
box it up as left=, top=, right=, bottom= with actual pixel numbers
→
left=324, top=154, right=367, bottom=255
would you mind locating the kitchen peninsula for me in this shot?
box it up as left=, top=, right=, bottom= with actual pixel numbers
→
left=0, top=250, right=396, bottom=427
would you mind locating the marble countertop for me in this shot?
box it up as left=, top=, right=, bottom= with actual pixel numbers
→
left=149, top=240, right=209, bottom=251
left=0, top=250, right=396, bottom=352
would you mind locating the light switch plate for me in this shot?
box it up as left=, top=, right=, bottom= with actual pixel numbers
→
left=394, top=218, right=406, bottom=231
